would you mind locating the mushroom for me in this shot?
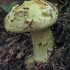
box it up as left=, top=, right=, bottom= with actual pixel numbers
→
left=4, top=0, right=58, bottom=69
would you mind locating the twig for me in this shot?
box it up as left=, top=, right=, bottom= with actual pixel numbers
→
left=23, top=19, right=33, bottom=30
left=51, top=62, right=56, bottom=70
left=58, top=0, right=64, bottom=4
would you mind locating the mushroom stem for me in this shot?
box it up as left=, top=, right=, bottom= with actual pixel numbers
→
left=30, top=28, right=54, bottom=63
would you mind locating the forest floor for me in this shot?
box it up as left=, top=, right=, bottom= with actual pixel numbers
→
left=0, top=0, right=70, bottom=70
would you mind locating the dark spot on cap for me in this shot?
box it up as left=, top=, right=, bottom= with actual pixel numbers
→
left=8, top=16, right=9, bottom=18
left=49, top=9, right=52, bottom=12
left=12, top=10, right=15, bottom=12
left=11, top=20, right=13, bottom=22
left=38, top=42, right=42, bottom=46
left=23, top=7, right=29, bottom=10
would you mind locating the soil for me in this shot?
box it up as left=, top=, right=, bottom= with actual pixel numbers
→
left=0, top=0, right=70, bottom=70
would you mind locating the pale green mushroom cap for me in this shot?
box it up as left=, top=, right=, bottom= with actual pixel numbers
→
left=4, top=0, right=58, bottom=33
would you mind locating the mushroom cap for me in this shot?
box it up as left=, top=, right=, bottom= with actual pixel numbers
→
left=4, top=0, right=58, bottom=33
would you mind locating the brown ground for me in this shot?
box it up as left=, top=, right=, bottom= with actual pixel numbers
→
left=0, top=0, right=70, bottom=70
